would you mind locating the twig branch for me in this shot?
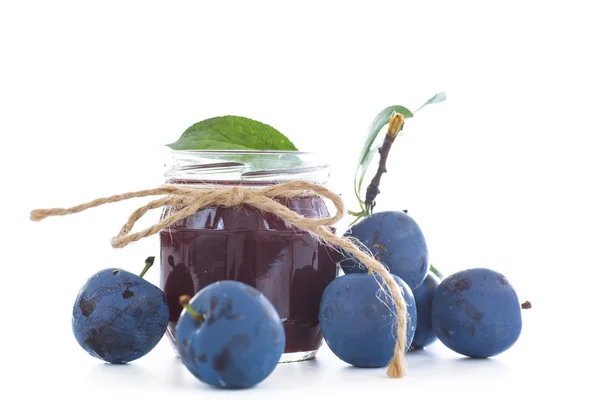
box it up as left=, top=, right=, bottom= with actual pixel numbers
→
left=364, top=112, right=405, bottom=214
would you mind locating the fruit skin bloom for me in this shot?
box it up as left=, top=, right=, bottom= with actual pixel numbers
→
left=176, top=281, right=285, bottom=389
left=432, top=268, right=523, bottom=358
left=319, top=273, right=417, bottom=368
left=72, top=268, right=169, bottom=364
left=341, top=211, right=429, bottom=290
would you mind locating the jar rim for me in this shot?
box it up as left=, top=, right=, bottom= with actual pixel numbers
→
left=165, top=149, right=330, bottom=184
left=169, top=149, right=318, bottom=156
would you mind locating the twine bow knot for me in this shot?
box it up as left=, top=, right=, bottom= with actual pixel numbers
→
left=30, top=180, right=409, bottom=378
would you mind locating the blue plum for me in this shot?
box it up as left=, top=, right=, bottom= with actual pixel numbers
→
left=432, top=268, right=522, bottom=358
left=341, top=211, right=429, bottom=289
left=410, top=271, right=440, bottom=349
left=72, top=268, right=169, bottom=364
left=318, top=272, right=417, bottom=368
left=175, top=280, right=285, bottom=389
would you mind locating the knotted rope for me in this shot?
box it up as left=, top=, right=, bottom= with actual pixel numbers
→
left=30, top=180, right=408, bottom=378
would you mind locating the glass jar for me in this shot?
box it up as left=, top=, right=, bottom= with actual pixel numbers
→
left=158, top=150, right=340, bottom=362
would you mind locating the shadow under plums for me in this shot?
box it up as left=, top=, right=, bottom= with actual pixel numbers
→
left=166, top=355, right=327, bottom=392
left=333, top=348, right=443, bottom=379
left=89, top=362, right=159, bottom=389
left=272, top=356, right=327, bottom=384
left=451, top=355, right=505, bottom=367
left=443, top=355, right=509, bottom=379
left=333, top=345, right=509, bottom=381
left=340, top=364, right=387, bottom=378
left=404, top=347, right=442, bottom=370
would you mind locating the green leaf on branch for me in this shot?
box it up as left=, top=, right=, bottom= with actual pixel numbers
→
left=347, top=210, right=368, bottom=226
left=353, top=106, right=413, bottom=206
left=347, top=210, right=366, bottom=217
left=356, top=105, right=414, bottom=171
left=413, top=91, right=447, bottom=114
left=353, top=147, right=377, bottom=207
left=167, top=115, right=298, bottom=151
left=429, top=264, right=444, bottom=280
left=352, top=92, right=447, bottom=219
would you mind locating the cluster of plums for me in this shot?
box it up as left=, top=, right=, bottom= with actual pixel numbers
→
left=71, top=211, right=525, bottom=389
left=72, top=259, right=284, bottom=388
left=321, top=211, right=524, bottom=366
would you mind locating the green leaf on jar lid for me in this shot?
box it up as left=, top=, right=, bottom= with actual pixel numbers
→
left=167, top=115, right=298, bottom=151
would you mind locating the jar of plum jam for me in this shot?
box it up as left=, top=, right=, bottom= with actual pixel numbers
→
left=159, top=150, right=340, bottom=362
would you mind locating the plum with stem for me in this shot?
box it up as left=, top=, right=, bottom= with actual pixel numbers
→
left=72, top=257, right=169, bottom=364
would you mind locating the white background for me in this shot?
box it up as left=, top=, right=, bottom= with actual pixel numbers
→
left=1, top=1, right=599, bottom=399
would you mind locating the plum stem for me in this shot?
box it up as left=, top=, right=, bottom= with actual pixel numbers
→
left=179, top=295, right=205, bottom=323
left=364, top=112, right=405, bottom=214
left=139, top=256, right=156, bottom=278
left=521, top=301, right=532, bottom=309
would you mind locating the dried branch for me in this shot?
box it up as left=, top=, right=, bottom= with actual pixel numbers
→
left=364, top=112, right=405, bottom=213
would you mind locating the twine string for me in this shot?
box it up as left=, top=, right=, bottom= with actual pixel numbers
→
left=30, top=180, right=408, bottom=378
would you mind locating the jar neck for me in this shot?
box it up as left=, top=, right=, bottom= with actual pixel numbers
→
left=164, top=150, right=330, bottom=186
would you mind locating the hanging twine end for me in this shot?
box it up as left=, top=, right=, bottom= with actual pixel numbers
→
left=386, top=352, right=407, bottom=378
left=30, top=209, right=48, bottom=222
left=110, top=236, right=126, bottom=249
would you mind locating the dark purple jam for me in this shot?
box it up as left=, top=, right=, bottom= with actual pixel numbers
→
left=159, top=193, right=339, bottom=354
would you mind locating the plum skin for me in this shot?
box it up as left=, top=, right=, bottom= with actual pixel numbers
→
left=341, top=211, right=429, bottom=289
left=432, top=268, right=522, bottom=358
left=175, top=281, right=285, bottom=389
left=72, top=268, right=169, bottom=364
left=318, top=272, right=417, bottom=368
left=410, top=272, right=441, bottom=349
